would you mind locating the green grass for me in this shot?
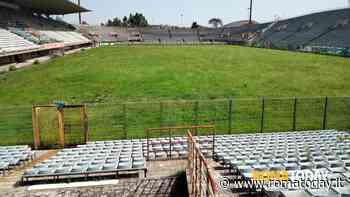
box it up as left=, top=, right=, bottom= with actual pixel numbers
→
left=1, top=45, right=350, bottom=104
left=0, top=45, right=350, bottom=146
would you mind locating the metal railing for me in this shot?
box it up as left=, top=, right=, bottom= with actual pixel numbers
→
left=187, top=130, right=219, bottom=197
left=145, top=125, right=215, bottom=161
left=0, top=96, right=349, bottom=146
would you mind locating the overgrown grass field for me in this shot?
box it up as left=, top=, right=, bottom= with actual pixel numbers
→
left=1, top=45, right=350, bottom=104
left=0, top=45, right=350, bottom=146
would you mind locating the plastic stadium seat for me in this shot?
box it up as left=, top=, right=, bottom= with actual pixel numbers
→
left=102, top=164, right=117, bottom=171
left=117, top=162, right=131, bottom=170
left=71, top=166, right=87, bottom=173
left=132, top=161, right=145, bottom=169
left=23, top=169, right=38, bottom=176
left=54, top=167, right=71, bottom=174
left=237, top=165, right=253, bottom=174
left=38, top=168, right=54, bottom=175
left=283, top=163, right=298, bottom=171
left=87, top=165, right=103, bottom=172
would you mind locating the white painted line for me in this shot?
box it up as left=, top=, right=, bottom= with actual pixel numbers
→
left=27, top=179, right=120, bottom=191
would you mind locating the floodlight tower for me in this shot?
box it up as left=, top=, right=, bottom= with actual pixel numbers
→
left=249, top=0, right=253, bottom=24
left=78, top=0, right=82, bottom=24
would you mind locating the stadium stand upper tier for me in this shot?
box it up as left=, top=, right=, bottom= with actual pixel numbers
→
left=0, top=0, right=91, bottom=64
left=0, top=28, right=39, bottom=55
left=255, top=7, right=350, bottom=54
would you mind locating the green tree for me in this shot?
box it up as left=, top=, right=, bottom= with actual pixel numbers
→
left=208, top=18, right=223, bottom=28
left=191, top=22, right=199, bottom=29
left=122, top=16, right=128, bottom=27
left=112, top=17, right=122, bottom=26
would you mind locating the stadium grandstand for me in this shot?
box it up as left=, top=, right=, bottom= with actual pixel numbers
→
left=82, top=6, right=350, bottom=57
left=251, top=7, right=350, bottom=56
left=0, top=0, right=91, bottom=65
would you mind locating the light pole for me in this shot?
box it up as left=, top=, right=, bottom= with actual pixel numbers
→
left=249, top=0, right=253, bottom=24
left=180, top=14, right=184, bottom=27
left=78, top=0, right=82, bottom=24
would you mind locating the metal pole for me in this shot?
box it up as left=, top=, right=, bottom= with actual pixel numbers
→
left=292, top=97, right=297, bottom=131
left=78, top=0, right=82, bottom=24
left=228, top=99, right=233, bottom=134
left=322, top=97, right=328, bottom=130
left=260, top=97, right=265, bottom=133
left=159, top=102, right=163, bottom=127
left=194, top=101, right=199, bottom=135
left=249, top=0, right=253, bottom=24
left=123, top=104, right=127, bottom=139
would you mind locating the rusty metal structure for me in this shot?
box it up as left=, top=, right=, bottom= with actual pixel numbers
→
left=32, top=104, right=88, bottom=149
left=187, top=130, right=220, bottom=197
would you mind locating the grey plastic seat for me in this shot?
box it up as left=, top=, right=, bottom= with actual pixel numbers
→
left=252, top=164, right=268, bottom=171
left=245, top=159, right=258, bottom=165
left=71, top=166, right=87, bottom=173
left=328, top=160, right=344, bottom=168
left=23, top=169, right=38, bottom=176
left=307, top=189, right=338, bottom=197
left=54, top=167, right=71, bottom=174
left=283, top=163, right=298, bottom=171
left=269, top=163, right=285, bottom=171
left=117, top=162, right=131, bottom=169
left=102, top=164, right=117, bottom=171
left=38, top=168, right=54, bottom=175
left=273, top=158, right=285, bottom=164
left=155, top=152, right=167, bottom=159
left=313, top=161, right=328, bottom=169
left=132, top=161, right=145, bottom=168
left=87, top=165, right=103, bottom=172
left=332, top=185, right=350, bottom=197
left=299, top=162, right=314, bottom=170
left=237, top=165, right=253, bottom=173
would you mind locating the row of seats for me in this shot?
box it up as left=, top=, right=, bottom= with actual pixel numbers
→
left=40, top=31, right=91, bottom=46
left=0, top=28, right=39, bottom=54
left=0, top=145, right=33, bottom=175
left=0, top=7, right=73, bottom=31
left=214, top=130, right=350, bottom=196
left=258, top=8, right=350, bottom=50
left=23, top=142, right=146, bottom=179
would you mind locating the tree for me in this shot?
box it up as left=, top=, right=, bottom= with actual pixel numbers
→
left=106, top=13, right=149, bottom=27
left=191, top=22, right=199, bottom=29
left=112, top=17, right=122, bottom=26
left=127, top=13, right=148, bottom=27
left=106, top=19, right=113, bottom=26
left=122, top=16, right=128, bottom=27
left=208, top=18, right=223, bottom=28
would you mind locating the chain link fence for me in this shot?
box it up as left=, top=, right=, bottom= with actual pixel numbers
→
left=0, top=96, right=349, bottom=146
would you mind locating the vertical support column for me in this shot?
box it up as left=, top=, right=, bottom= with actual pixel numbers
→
left=322, top=97, right=329, bottom=130
left=78, top=0, right=82, bottom=24
left=146, top=129, right=150, bottom=161
left=32, top=106, right=41, bottom=150
left=159, top=102, right=163, bottom=127
left=228, top=99, right=233, bottom=134
left=199, top=159, right=202, bottom=196
left=169, top=128, right=172, bottom=159
left=292, top=97, right=297, bottom=131
left=194, top=101, right=199, bottom=135
left=57, top=108, right=65, bottom=148
left=212, top=127, right=216, bottom=160
left=81, top=105, right=89, bottom=144
left=260, top=97, right=265, bottom=133
left=123, top=103, right=127, bottom=139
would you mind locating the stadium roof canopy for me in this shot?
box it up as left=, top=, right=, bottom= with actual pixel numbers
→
left=2, top=0, right=90, bottom=15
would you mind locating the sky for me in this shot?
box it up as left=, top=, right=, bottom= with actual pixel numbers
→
left=63, top=0, right=350, bottom=26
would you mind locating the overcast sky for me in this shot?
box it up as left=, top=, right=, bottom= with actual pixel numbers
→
left=63, top=0, right=349, bottom=26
